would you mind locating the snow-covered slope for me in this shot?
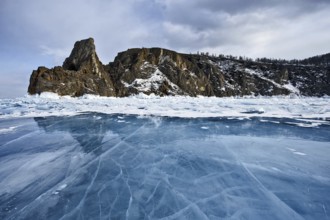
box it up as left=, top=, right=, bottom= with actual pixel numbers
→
left=109, top=48, right=330, bottom=97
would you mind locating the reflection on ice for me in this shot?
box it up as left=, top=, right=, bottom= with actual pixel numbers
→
left=0, top=114, right=329, bottom=219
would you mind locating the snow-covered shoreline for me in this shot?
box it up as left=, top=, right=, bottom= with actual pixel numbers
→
left=0, top=92, right=329, bottom=124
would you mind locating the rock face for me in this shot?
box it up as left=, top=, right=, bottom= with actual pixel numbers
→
left=28, top=38, right=116, bottom=96
left=28, top=38, right=330, bottom=97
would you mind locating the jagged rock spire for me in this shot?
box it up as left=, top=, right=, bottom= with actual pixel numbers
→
left=63, top=38, right=99, bottom=71
left=28, top=38, right=116, bottom=96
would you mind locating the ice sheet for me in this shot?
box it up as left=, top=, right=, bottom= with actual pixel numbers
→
left=0, top=114, right=329, bottom=219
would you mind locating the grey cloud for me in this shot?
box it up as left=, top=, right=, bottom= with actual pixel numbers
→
left=2, top=0, right=329, bottom=62
left=193, top=0, right=279, bottom=13
left=1, top=0, right=330, bottom=98
left=192, top=0, right=329, bottom=15
left=158, top=0, right=330, bottom=38
left=1, top=0, right=330, bottom=97
left=157, top=0, right=330, bottom=59
left=0, top=0, right=164, bottom=64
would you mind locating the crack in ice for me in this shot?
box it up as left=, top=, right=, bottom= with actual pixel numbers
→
left=59, top=157, right=102, bottom=220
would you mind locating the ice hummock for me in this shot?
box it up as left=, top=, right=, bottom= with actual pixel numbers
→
left=0, top=114, right=329, bottom=219
left=0, top=93, right=329, bottom=127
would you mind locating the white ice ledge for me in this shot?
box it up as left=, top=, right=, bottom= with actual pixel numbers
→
left=0, top=92, right=329, bottom=125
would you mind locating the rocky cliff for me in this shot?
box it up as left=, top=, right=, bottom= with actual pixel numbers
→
left=28, top=38, right=330, bottom=97
left=28, top=38, right=116, bottom=96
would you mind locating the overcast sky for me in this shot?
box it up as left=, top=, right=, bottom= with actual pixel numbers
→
left=1, top=0, right=330, bottom=98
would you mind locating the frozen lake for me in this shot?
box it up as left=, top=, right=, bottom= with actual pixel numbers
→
left=0, top=113, right=330, bottom=219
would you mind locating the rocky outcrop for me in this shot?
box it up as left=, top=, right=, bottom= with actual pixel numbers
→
left=28, top=38, right=116, bottom=96
left=28, top=38, right=330, bottom=97
left=107, top=48, right=215, bottom=96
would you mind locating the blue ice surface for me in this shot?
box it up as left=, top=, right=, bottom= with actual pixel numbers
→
left=0, top=113, right=329, bottom=220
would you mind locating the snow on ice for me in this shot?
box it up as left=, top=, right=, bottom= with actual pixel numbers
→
left=0, top=93, right=329, bottom=127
